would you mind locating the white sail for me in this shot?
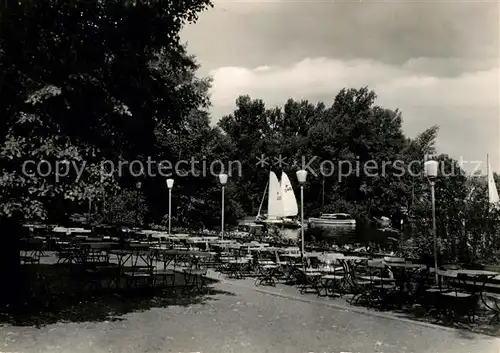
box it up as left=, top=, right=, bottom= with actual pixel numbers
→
left=487, top=155, right=499, bottom=204
left=280, top=172, right=298, bottom=217
left=267, top=171, right=283, bottom=219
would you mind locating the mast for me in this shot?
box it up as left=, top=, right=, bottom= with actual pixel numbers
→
left=487, top=154, right=490, bottom=177
left=257, top=181, right=269, bottom=218
left=487, top=154, right=490, bottom=203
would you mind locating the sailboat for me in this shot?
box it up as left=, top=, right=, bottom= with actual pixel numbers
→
left=264, top=170, right=284, bottom=224
left=255, top=171, right=301, bottom=229
left=280, top=171, right=301, bottom=228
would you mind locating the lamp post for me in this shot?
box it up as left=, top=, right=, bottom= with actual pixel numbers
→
left=135, top=181, right=142, bottom=228
left=219, top=173, right=228, bottom=240
left=424, top=160, right=439, bottom=285
left=166, top=178, right=174, bottom=235
left=296, top=170, right=307, bottom=268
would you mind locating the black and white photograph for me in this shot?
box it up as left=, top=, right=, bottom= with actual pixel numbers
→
left=0, top=0, right=499, bottom=352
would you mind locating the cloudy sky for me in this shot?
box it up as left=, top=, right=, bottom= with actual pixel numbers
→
left=181, top=0, right=499, bottom=173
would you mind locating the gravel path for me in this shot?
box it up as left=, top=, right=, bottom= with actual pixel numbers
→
left=1, top=279, right=499, bottom=353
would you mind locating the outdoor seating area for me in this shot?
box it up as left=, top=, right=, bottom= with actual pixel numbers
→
left=16, top=223, right=500, bottom=335
left=311, top=255, right=500, bottom=326
left=19, top=225, right=218, bottom=308
left=208, top=241, right=500, bottom=328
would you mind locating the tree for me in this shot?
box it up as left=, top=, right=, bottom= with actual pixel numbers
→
left=0, top=0, right=213, bottom=307
left=461, top=173, right=500, bottom=263
left=218, top=88, right=414, bottom=221
left=400, top=125, right=440, bottom=218
left=0, top=0, right=213, bottom=219
left=151, top=107, right=245, bottom=230
left=401, top=154, right=483, bottom=264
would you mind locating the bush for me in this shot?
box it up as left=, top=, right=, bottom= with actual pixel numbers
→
left=407, top=183, right=500, bottom=265
left=104, top=189, right=148, bottom=227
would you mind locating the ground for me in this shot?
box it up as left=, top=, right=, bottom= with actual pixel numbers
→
left=1, top=273, right=499, bottom=353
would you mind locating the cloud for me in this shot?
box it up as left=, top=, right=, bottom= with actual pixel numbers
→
left=183, top=1, right=498, bottom=73
left=210, top=57, right=498, bottom=111
left=209, top=57, right=499, bottom=172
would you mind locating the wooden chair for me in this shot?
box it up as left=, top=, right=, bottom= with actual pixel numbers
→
left=84, top=264, right=120, bottom=291
left=425, top=270, right=476, bottom=324
left=295, top=268, right=322, bottom=296
left=319, top=265, right=345, bottom=297
left=183, top=266, right=209, bottom=293
left=350, top=261, right=396, bottom=309
left=254, top=263, right=279, bottom=287
left=124, top=266, right=154, bottom=291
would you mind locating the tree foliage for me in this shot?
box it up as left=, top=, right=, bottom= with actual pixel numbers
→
left=0, top=0, right=212, bottom=220
left=104, top=189, right=148, bottom=227
left=219, top=88, right=420, bottom=221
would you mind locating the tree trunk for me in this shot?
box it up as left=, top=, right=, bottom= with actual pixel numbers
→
left=0, top=213, right=24, bottom=310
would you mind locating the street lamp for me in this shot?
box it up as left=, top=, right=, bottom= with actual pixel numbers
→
left=135, top=181, right=142, bottom=228
left=424, top=160, right=439, bottom=285
left=219, top=173, right=228, bottom=240
left=296, top=170, right=307, bottom=268
left=166, top=178, right=174, bottom=235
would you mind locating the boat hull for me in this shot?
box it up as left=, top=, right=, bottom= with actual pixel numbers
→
left=308, top=218, right=356, bottom=228
left=260, top=219, right=283, bottom=225
left=256, top=218, right=302, bottom=230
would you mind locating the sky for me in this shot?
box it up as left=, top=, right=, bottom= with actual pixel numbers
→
left=180, top=0, right=500, bottom=173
